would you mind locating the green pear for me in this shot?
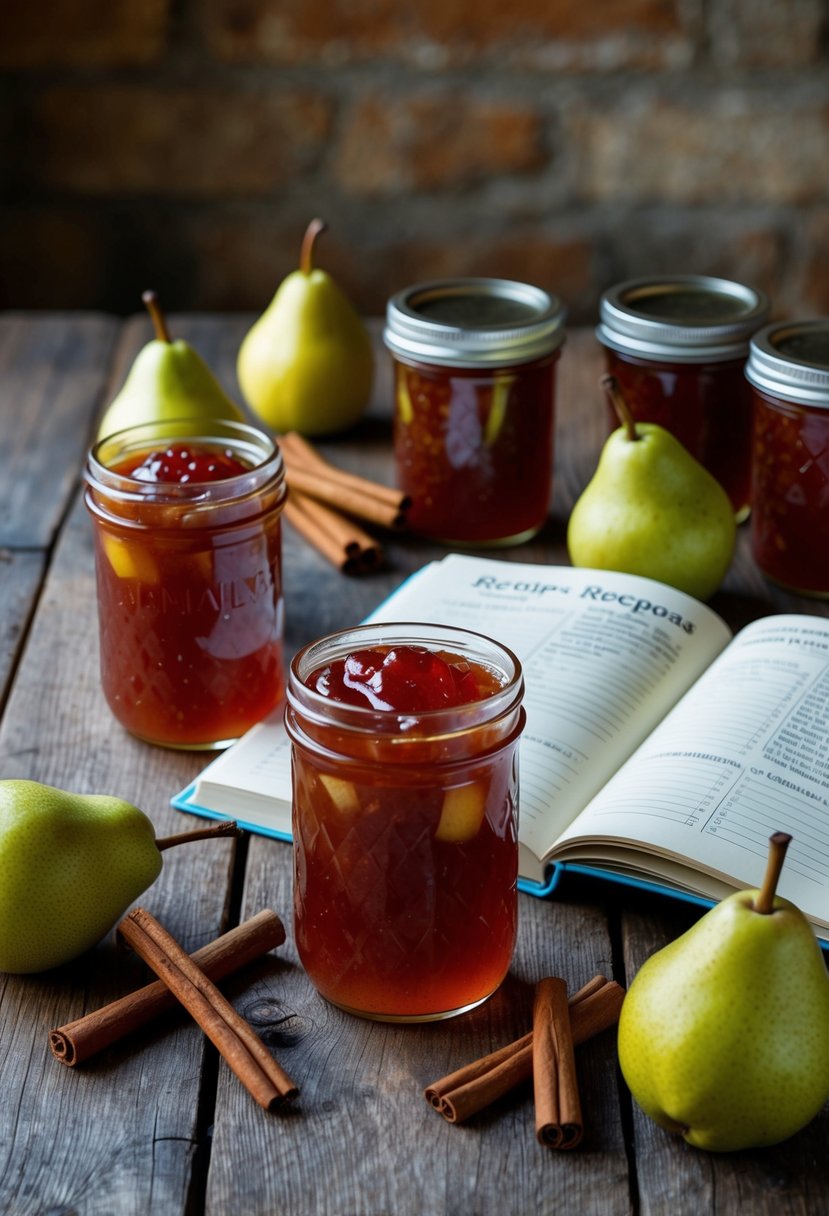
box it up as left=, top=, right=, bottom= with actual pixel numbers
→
left=237, top=218, right=374, bottom=436
left=619, top=833, right=829, bottom=1151
left=568, top=375, right=736, bottom=601
left=0, top=779, right=238, bottom=974
left=97, top=291, right=245, bottom=441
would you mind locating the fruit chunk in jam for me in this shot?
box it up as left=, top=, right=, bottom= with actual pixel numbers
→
left=89, top=440, right=285, bottom=748
left=292, top=643, right=520, bottom=1020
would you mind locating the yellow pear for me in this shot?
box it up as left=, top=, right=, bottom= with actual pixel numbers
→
left=0, top=779, right=238, bottom=973
left=619, top=833, right=829, bottom=1151
left=97, top=292, right=245, bottom=441
left=568, top=376, right=735, bottom=600
left=237, top=219, right=374, bottom=436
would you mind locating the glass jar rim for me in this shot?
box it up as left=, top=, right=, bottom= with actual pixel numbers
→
left=287, top=621, right=525, bottom=740
left=86, top=417, right=285, bottom=506
left=597, top=274, right=769, bottom=364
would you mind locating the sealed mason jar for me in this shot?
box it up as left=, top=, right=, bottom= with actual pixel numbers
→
left=286, top=622, right=526, bottom=1022
left=746, top=320, right=829, bottom=597
left=384, top=278, right=566, bottom=545
left=597, top=275, right=770, bottom=521
left=85, top=418, right=287, bottom=748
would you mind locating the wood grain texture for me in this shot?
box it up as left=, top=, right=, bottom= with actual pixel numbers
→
left=204, top=844, right=630, bottom=1216
left=0, top=313, right=119, bottom=548
left=2, top=315, right=828, bottom=1216
left=0, top=549, right=44, bottom=706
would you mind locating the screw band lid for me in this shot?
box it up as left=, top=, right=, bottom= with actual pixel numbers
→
left=384, top=278, right=566, bottom=368
left=746, top=319, right=829, bottom=408
left=597, top=275, right=769, bottom=364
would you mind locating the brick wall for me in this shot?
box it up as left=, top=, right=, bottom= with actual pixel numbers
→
left=3, top=0, right=829, bottom=323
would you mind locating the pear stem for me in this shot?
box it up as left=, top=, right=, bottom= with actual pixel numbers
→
left=601, top=374, right=640, bottom=442
left=300, top=218, right=327, bottom=275
left=753, top=831, right=792, bottom=914
left=155, top=820, right=241, bottom=852
left=142, top=290, right=172, bottom=344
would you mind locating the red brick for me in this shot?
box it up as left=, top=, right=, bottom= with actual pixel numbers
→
left=334, top=94, right=544, bottom=195
left=205, top=0, right=689, bottom=70
left=568, top=95, right=829, bottom=205
left=797, top=212, right=829, bottom=315
left=183, top=208, right=595, bottom=318
left=706, top=0, right=825, bottom=68
left=28, top=87, right=331, bottom=196
left=0, top=0, right=169, bottom=69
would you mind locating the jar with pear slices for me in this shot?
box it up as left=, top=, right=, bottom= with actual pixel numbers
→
left=85, top=418, right=287, bottom=749
left=384, top=278, right=565, bottom=545
left=285, top=622, right=526, bottom=1022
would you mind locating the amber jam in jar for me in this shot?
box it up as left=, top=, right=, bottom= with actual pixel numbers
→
left=597, top=276, right=769, bottom=521
left=85, top=419, right=287, bottom=749
left=384, top=278, right=566, bottom=545
left=285, top=622, right=526, bottom=1022
left=746, top=320, right=829, bottom=597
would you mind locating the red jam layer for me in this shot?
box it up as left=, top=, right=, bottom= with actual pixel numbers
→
left=112, top=444, right=249, bottom=484
left=305, top=644, right=501, bottom=712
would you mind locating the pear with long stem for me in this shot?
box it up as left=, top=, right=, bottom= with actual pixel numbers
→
left=618, top=831, right=829, bottom=1151
left=0, top=778, right=242, bottom=974
left=567, top=374, right=735, bottom=600
left=237, top=217, right=374, bottom=436
left=96, top=291, right=244, bottom=442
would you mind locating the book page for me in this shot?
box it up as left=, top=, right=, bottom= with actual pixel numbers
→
left=177, top=555, right=731, bottom=872
left=554, top=615, right=829, bottom=925
left=365, top=556, right=731, bottom=875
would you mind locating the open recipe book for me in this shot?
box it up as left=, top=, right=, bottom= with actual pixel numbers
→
left=173, top=555, right=829, bottom=942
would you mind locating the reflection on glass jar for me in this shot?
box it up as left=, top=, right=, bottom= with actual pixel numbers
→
left=597, top=276, right=769, bottom=522
left=84, top=418, right=287, bottom=748
left=746, top=320, right=829, bottom=597
left=385, top=278, right=566, bottom=545
left=285, top=622, right=526, bottom=1023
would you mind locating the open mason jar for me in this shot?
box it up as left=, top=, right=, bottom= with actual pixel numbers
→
left=286, top=622, right=526, bottom=1022
left=85, top=418, right=287, bottom=749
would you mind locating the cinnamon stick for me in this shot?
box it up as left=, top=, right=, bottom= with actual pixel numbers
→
left=533, top=977, right=582, bottom=1149
left=284, top=488, right=381, bottom=573
left=118, top=907, right=298, bottom=1111
left=424, top=975, right=624, bottom=1124
left=280, top=431, right=409, bottom=529
left=49, top=909, right=285, bottom=1067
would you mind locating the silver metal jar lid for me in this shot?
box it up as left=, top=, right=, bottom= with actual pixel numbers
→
left=384, top=278, right=566, bottom=368
left=745, top=320, right=829, bottom=408
left=597, top=275, right=770, bottom=364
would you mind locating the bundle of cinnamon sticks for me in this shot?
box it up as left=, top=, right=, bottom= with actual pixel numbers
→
left=50, top=905, right=298, bottom=1113
left=279, top=431, right=410, bottom=573
left=425, top=973, right=624, bottom=1148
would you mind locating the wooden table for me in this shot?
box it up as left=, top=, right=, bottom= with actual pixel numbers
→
left=1, top=313, right=828, bottom=1216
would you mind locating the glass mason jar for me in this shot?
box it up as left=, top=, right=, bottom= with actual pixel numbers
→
left=597, top=275, right=770, bottom=522
left=746, top=320, right=829, bottom=597
left=84, top=418, right=287, bottom=748
left=285, top=622, right=526, bottom=1022
left=384, top=278, right=566, bottom=545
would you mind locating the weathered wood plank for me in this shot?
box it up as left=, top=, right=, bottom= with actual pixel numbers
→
left=0, top=549, right=44, bottom=705
left=0, top=317, right=244, bottom=1214
left=0, top=313, right=119, bottom=549
left=205, top=851, right=631, bottom=1216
